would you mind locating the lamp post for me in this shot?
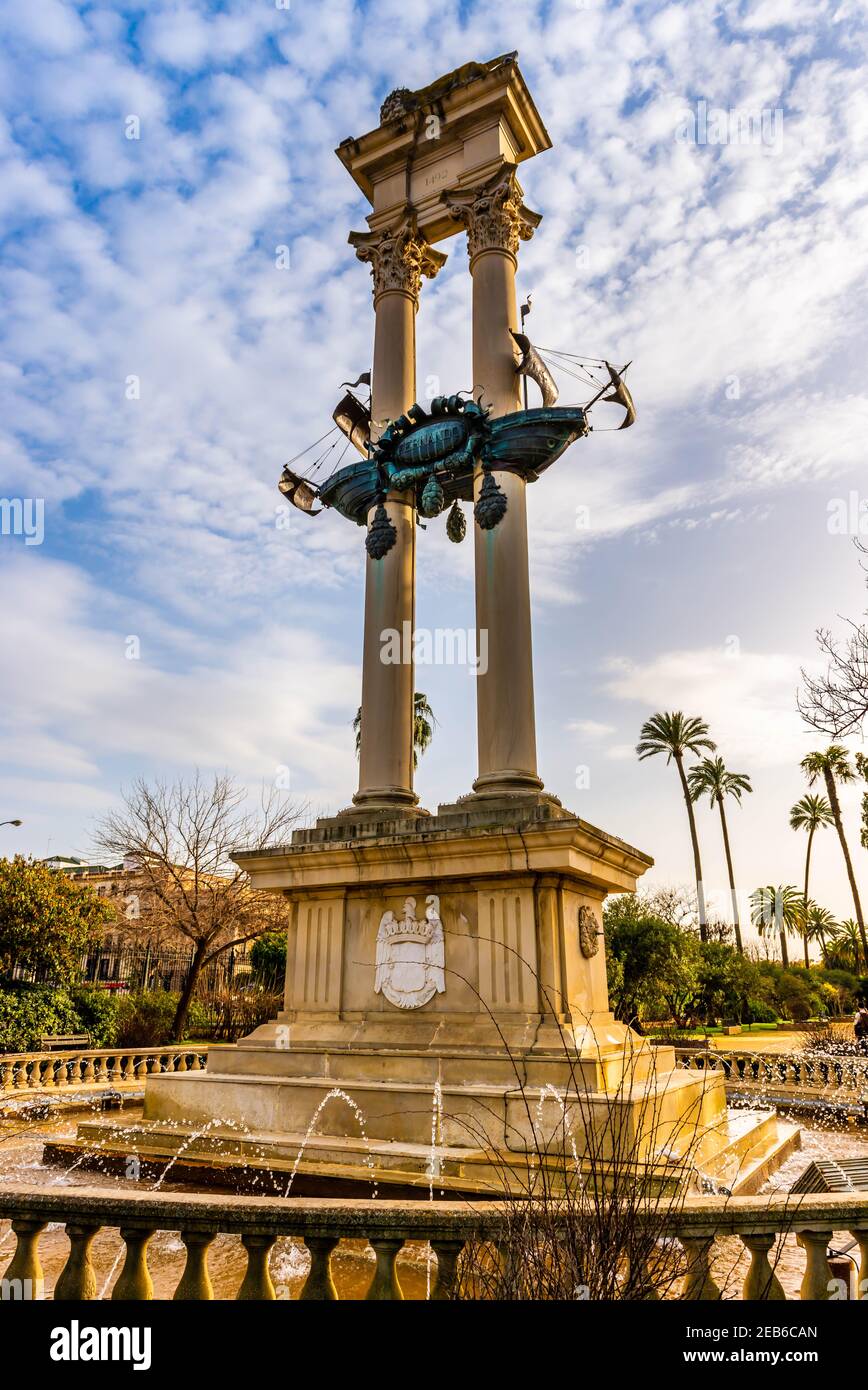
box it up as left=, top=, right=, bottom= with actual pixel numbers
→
left=0, top=819, right=22, bottom=828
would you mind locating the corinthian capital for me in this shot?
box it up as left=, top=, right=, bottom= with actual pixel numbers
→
left=349, top=214, right=447, bottom=302
left=446, top=165, right=542, bottom=262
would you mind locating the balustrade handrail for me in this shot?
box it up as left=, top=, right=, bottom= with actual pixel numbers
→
left=673, top=1045, right=868, bottom=1092
left=0, top=1183, right=866, bottom=1233
left=0, top=1044, right=209, bottom=1094
left=0, top=1044, right=209, bottom=1062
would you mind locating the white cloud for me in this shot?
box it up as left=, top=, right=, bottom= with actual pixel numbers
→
left=603, top=645, right=811, bottom=767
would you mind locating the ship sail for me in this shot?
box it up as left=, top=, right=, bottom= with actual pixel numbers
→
left=510, top=330, right=560, bottom=408
left=278, top=467, right=322, bottom=515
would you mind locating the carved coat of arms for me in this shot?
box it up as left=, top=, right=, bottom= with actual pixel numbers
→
left=578, top=904, right=600, bottom=959
left=374, top=895, right=446, bottom=1010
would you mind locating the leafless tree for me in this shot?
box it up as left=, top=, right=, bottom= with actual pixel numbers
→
left=94, top=772, right=301, bottom=1039
left=799, top=541, right=868, bottom=738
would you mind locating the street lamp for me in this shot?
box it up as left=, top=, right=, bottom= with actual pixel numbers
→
left=0, top=819, right=22, bottom=828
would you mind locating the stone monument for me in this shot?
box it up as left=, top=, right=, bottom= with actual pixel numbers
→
left=70, top=55, right=797, bottom=1195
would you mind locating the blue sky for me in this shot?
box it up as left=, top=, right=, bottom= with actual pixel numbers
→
left=1, top=0, right=867, bottom=937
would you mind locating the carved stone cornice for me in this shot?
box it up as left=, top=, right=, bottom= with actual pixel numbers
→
left=349, top=214, right=447, bottom=302
left=445, top=165, right=542, bottom=263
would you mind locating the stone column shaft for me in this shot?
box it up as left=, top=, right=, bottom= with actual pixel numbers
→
left=349, top=217, right=445, bottom=811
left=449, top=168, right=543, bottom=797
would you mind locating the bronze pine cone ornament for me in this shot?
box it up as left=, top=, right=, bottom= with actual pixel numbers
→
left=474, top=471, right=508, bottom=530
left=366, top=502, right=397, bottom=559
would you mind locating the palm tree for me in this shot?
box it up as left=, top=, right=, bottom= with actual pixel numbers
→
left=687, top=756, right=752, bottom=954
left=637, top=712, right=716, bottom=940
left=801, top=746, right=866, bottom=968
left=789, top=794, right=835, bottom=967
left=354, top=692, right=436, bottom=771
left=804, top=902, right=838, bottom=964
left=750, top=884, right=802, bottom=967
left=830, top=918, right=863, bottom=972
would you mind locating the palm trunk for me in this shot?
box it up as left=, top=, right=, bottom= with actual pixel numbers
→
left=778, top=923, right=789, bottom=968
left=675, top=754, right=707, bottom=940
left=802, top=827, right=815, bottom=970
left=825, top=768, right=867, bottom=969
left=172, top=938, right=208, bottom=1041
left=717, top=797, right=743, bottom=953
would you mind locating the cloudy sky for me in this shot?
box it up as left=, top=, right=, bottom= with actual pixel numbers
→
left=1, top=0, right=867, bottom=940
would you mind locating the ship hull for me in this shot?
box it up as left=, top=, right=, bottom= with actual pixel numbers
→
left=315, top=407, right=587, bottom=526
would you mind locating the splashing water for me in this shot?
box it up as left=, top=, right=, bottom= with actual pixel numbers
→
left=282, top=1088, right=376, bottom=1198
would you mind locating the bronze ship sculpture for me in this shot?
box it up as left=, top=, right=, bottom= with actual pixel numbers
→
left=279, top=334, right=635, bottom=559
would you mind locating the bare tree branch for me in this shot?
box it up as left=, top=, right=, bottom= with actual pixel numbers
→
left=93, top=771, right=304, bottom=1037
left=798, top=541, right=868, bottom=738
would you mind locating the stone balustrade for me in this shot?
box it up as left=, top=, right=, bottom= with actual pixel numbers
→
left=0, top=1046, right=208, bottom=1095
left=675, top=1047, right=868, bottom=1100
left=1, top=1185, right=867, bottom=1300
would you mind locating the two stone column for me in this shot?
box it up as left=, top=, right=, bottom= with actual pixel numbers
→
left=348, top=216, right=445, bottom=811
left=448, top=168, right=544, bottom=797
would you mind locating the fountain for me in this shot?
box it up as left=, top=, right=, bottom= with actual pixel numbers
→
left=47, top=55, right=799, bottom=1200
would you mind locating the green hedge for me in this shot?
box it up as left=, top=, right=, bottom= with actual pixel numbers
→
left=0, top=984, right=83, bottom=1052
left=0, top=984, right=209, bottom=1053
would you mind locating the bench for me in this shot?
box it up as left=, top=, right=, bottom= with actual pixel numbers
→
left=38, top=1034, right=91, bottom=1051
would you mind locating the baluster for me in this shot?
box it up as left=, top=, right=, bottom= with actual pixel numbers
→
left=299, top=1236, right=339, bottom=1300
left=13, top=1059, right=29, bottom=1090
left=190, top=1052, right=202, bottom=1071
left=54, top=1223, right=100, bottom=1300
left=4, top=1218, right=46, bottom=1298
left=679, top=1235, right=721, bottom=1300
left=55, top=1056, right=69, bottom=1089
left=121, top=1055, right=134, bottom=1082
left=81, top=1054, right=96, bottom=1083
left=173, top=1230, right=215, bottom=1300
left=106, top=1053, right=119, bottom=1083
left=237, top=1234, right=276, bottom=1300
left=741, top=1233, right=786, bottom=1300
left=0, top=1060, right=10, bottom=1091
left=430, top=1239, right=464, bottom=1301
left=366, top=1237, right=405, bottom=1301
left=176, top=1052, right=188, bottom=1073
left=112, top=1227, right=155, bottom=1300
left=849, top=1227, right=868, bottom=1300
left=797, top=1229, right=835, bottom=1300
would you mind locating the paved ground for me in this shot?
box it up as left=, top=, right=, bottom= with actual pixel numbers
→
left=693, top=1026, right=852, bottom=1055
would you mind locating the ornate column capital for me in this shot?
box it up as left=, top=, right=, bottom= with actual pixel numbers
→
left=446, top=165, right=542, bottom=263
left=349, top=213, right=447, bottom=303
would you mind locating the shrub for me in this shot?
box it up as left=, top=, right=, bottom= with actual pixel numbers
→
left=249, top=932, right=287, bottom=988
left=771, top=970, right=815, bottom=1022
left=113, top=990, right=208, bottom=1046
left=743, top=998, right=778, bottom=1024
left=0, top=984, right=83, bottom=1052
left=68, top=985, right=119, bottom=1047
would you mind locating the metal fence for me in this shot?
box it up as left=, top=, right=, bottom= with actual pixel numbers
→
left=11, top=942, right=256, bottom=995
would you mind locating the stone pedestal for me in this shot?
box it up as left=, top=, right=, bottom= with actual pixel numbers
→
left=69, top=802, right=797, bottom=1196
